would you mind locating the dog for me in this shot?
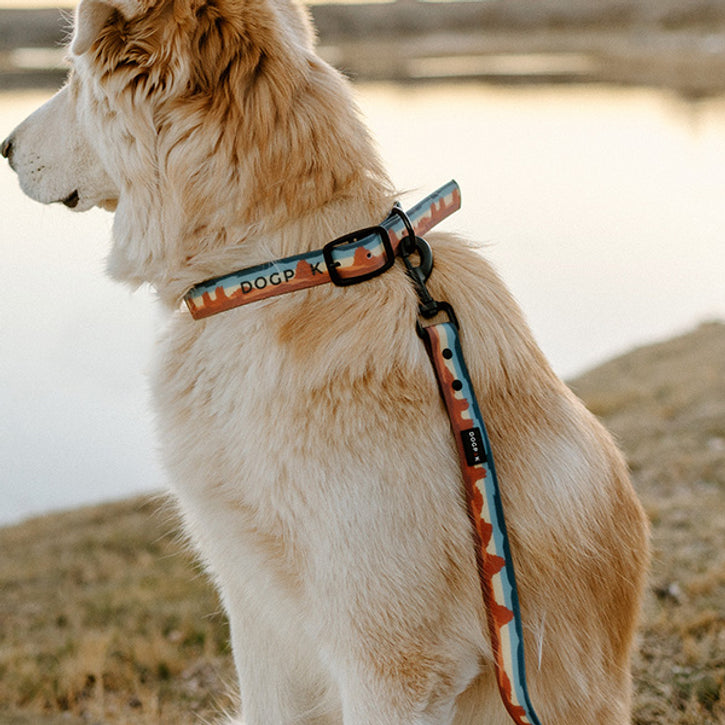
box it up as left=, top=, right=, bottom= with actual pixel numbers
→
left=2, top=0, right=650, bottom=722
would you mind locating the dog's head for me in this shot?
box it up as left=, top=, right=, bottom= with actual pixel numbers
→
left=1, top=0, right=353, bottom=295
left=3, top=0, right=314, bottom=207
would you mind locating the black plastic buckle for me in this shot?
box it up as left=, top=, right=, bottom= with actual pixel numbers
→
left=322, top=225, right=395, bottom=287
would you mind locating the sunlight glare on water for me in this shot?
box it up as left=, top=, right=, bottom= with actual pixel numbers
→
left=1, top=82, right=724, bottom=524
left=356, top=83, right=725, bottom=375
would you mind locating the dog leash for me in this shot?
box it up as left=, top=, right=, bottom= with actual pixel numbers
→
left=421, top=319, right=541, bottom=724
left=184, top=182, right=543, bottom=724
left=394, top=206, right=543, bottom=725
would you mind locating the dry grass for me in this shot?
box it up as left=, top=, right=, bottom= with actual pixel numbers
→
left=572, top=321, right=725, bottom=724
left=0, top=497, right=237, bottom=724
left=1, top=321, right=724, bottom=724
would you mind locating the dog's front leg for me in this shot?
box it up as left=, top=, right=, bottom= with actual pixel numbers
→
left=334, top=664, right=460, bottom=725
left=226, top=595, right=337, bottom=724
left=317, top=595, right=478, bottom=725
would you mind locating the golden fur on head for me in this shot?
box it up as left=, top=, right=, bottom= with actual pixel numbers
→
left=3, top=0, right=650, bottom=722
left=71, top=0, right=392, bottom=301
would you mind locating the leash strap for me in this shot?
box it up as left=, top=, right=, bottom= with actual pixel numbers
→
left=396, top=204, right=543, bottom=723
left=184, top=181, right=461, bottom=319
left=419, top=318, right=543, bottom=725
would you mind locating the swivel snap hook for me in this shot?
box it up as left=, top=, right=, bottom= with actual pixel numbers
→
left=391, top=205, right=437, bottom=312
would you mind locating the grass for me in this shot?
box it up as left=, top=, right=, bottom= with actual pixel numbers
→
left=0, top=498, right=237, bottom=724
left=1, top=321, right=724, bottom=724
left=572, top=321, right=725, bottom=724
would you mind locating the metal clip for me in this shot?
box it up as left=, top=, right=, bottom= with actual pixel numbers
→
left=392, top=205, right=447, bottom=320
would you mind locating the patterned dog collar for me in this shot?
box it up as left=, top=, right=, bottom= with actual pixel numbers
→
left=184, top=180, right=461, bottom=319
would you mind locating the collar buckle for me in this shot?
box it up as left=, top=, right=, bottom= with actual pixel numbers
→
left=322, top=225, right=395, bottom=287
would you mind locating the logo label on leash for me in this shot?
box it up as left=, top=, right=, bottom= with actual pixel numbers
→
left=461, top=427, right=486, bottom=467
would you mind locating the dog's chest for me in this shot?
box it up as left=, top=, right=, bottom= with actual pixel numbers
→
left=154, top=311, right=301, bottom=496
left=151, top=310, right=324, bottom=587
left=151, top=299, right=468, bottom=602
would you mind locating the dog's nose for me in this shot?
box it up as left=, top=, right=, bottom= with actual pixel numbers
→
left=1, top=136, right=13, bottom=160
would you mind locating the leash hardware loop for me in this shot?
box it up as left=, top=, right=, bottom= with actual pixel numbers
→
left=322, top=225, right=395, bottom=287
left=391, top=205, right=451, bottom=323
left=391, top=205, right=433, bottom=281
left=416, top=301, right=459, bottom=339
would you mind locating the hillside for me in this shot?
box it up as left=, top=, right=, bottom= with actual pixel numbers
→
left=572, top=322, right=725, bottom=724
left=0, top=322, right=723, bottom=724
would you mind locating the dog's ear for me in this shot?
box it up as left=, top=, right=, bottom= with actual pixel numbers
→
left=71, top=0, right=144, bottom=55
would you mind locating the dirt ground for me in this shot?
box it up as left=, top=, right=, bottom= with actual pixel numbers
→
left=572, top=322, right=725, bottom=724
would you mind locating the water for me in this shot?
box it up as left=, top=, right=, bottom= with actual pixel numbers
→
left=1, top=83, right=724, bottom=525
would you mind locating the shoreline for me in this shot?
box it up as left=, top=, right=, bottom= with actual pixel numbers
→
left=3, top=3, right=725, bottom=95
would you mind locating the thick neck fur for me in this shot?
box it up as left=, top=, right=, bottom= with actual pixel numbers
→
left=95, top=0, right=394, bottom=307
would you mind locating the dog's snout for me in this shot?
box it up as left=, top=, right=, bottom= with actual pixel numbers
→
left=1, top=135, right=13, bottom=161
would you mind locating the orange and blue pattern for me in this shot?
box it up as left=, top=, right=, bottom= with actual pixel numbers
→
left=185, top=180, right=461, bottom=318
left=420, top=320, right=543, bottom=725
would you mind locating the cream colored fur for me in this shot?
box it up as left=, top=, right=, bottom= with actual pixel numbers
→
left=2, top=0, right=649, bottom=722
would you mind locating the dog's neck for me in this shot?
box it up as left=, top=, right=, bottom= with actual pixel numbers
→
left=107, top=181, right=396, bottom=309
left=104, top=57, right=395, bottom=309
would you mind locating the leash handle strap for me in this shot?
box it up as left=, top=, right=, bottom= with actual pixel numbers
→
left=185, top=180, right=461, bottom=319
left=419, top=319, right=543, bottom=725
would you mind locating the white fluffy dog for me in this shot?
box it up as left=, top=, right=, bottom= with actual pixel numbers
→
left=2, top=0, right=649, bottom=722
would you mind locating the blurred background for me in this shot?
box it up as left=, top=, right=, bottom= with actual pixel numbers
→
left=1, top=0, right=724, bottom=524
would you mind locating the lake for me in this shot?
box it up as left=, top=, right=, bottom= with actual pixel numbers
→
left=1, top=82, right=724, bottom=525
